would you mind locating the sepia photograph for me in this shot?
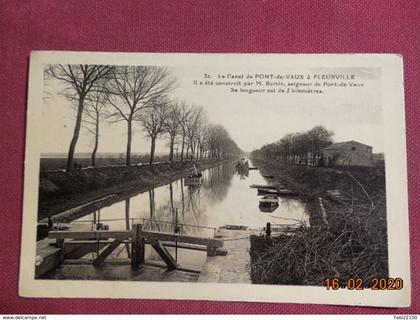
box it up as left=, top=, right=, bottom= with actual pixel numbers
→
left=19, top=52, right=410, bottom=306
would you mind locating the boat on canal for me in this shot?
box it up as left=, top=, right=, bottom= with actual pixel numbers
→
left=257, top=188, right=279, bottom=195
left=257, top=188, right=298, bottom=197
left=250, top=184, right=277, bottom=189
left=235, top=158, right=249, bottom=171
left=262, top=174, right=274, bottom=179
left=223, top=224, right=248, bottom=230
left=184, top=164, right=203, bottom=186
left=259, top=195, right=280, bottom=212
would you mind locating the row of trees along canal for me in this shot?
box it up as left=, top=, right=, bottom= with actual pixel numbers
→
left=45, top=65, right=241, bottom=172
left=251, top=126, right=333, bottom=166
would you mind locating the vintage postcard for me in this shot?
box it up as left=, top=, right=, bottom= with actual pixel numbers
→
left=19, top=52, right=410, bottom=306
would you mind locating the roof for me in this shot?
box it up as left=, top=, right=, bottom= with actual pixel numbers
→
left=323, top=140, right=372, bottom=151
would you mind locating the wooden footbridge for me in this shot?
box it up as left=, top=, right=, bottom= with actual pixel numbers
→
left=37, top=222, right=225, bottom=277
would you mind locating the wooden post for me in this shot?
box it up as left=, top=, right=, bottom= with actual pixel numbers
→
left=207, top=246, right=217, bottom=257
left=55, top=239, right=64, bottom=248
left=48, top=216, right=53, bottom=229
left=131, top=224, right=145, bottom=269
left=266, top=222, right=271, bottom=238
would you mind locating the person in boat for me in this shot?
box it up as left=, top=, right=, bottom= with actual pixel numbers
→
left=190, top=163, right=202, bottom=178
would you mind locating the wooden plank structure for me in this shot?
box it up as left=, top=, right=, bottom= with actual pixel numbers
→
left=92, top=233, right=131, bottom=267
left=48, top=224, right=224, bottom=271
left=249, top=184, right=277, bottom=189
left=151, top=240, right=177, bottom=270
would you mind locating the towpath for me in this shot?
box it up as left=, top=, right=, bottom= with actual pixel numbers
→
left=198, top=228, right=260, bottom=283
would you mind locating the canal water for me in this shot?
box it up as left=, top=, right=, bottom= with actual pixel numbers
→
left=71, top=161, right=309, bottom=270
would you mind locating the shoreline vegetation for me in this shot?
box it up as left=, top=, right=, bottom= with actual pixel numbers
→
left=249, top=155, right=388, bottom=286
left=38, top=158, right=228, bottom=222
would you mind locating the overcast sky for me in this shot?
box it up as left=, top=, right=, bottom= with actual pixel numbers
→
left=41, top=66, right=383, bottom=155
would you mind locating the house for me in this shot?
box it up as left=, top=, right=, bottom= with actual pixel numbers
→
left=372, top=152, right=385, bottom=167
left=322, top=140, right=373, bottom=167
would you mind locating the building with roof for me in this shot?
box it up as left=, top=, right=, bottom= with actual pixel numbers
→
left=322, top=140, right=373, bottom=167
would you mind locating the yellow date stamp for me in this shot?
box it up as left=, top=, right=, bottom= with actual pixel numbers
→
left=324, top=277, right=404, bottom=290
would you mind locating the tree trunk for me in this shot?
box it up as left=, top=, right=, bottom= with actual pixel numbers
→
left=149, top=136, right=156, bottom=165
left=169, top=135, right=175, bottom=162
left=180, top=134, right=185, bottom=161
left=195, top=141, right=198, bottom=159
left=66, top=95, right=85, bottom=171
left=191, top=141, right=196, bottom=159
left=91, top=112, right=100, bottom=167
left=126, top=119, right=132, bottom=166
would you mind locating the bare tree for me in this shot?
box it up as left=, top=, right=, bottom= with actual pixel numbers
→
left=105, top=66, right=176, bottom=165
left=185, top=106, right=206, bottom=160
left=206, top=124, right=241, bottom=159
left=163, top=101, right=181, bottom=162
left=194, top=110, right=208, bottom=159
left=307, top=126, right=334, bottom=165
left=252, top=125, right=333, bottom=165
left=82, top=84, right=108, bottom=167
left=177, top=101, right=193, bottom=161
left=197, top=125, right=210, bottom=159
left=45, top=64, right=113, bottom=171
left=137, top=97, right=170, bottom=165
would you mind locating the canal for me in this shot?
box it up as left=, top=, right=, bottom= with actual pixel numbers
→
left=73, top=162, right=309, bottom=267
left=46, top=161, right=309, bottom=279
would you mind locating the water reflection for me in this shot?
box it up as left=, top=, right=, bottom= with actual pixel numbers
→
left=169, top=183, right=175, bottom=223
left=124, top=198, right=131, bottom=257
left=236, top=167, right=249, bottom=180
left=76, top=162, right=309, bottom=236
left=73, top=161, right=310, bottom=268
left=202, top=165, right=235, bottom=203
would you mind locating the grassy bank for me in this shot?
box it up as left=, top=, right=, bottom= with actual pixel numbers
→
left=40, top=155, right=170, bottom=172
left=38, top=159, right=224, bottom=221
left=249, top=156, right=388, bottom=286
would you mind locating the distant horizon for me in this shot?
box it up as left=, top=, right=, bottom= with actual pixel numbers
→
left=41, top=142, right=386, bottom=159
